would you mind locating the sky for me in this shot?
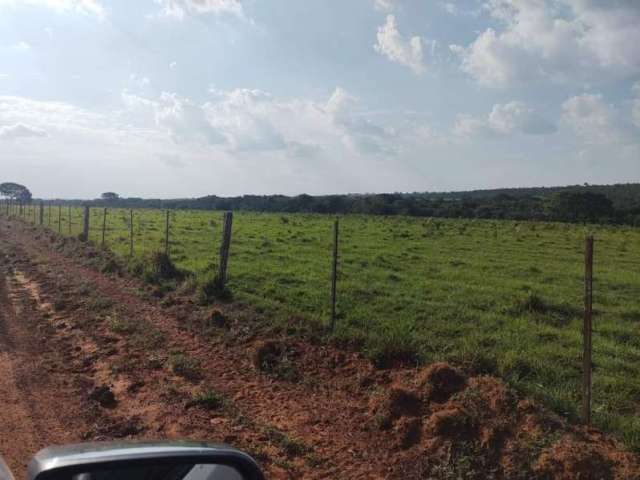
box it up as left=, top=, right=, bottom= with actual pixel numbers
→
left=0, top=0, right=639, bottom=199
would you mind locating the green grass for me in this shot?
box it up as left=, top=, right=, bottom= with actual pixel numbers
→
left=17, top=205, right=640, bottom=451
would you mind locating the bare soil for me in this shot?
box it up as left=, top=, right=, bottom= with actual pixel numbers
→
left=0, top=217, right=638, bottom=479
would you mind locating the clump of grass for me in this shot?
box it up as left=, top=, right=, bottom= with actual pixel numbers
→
left=252, top=340, right=300, bottom=382
left=264, top=427, right=309, bottom=457
left=130, top=328, right=165, bottom=350
left=87, top=295, right=114, bottom=312
left=364, top=325, right=420, bottom=369
left=107, top=314, right=139, bottom=334
left=196, top=271, right=232, bottom=305
left=512, top=293, right=549, bottom=314
left=169, top=352, right=201, bottom=381
left=187, top=389, right=225, bottom=410
left=129, top=252, right=183, bottom=286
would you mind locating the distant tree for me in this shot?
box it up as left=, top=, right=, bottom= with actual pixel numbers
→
left=0, top=182, right=32, bottom=203
left=546, top=191, right=614, bottom=223
left=101, top=192, right=120, bottom=201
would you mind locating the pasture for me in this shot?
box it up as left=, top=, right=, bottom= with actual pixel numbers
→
left=17, top=204, right=640, bottom=450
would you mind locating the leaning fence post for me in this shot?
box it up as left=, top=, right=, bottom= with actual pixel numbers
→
left=101, top=208, right=108, bottom=248
left=217, top=211, right=233, bottom=289
left=582, top=235, right=594, bottom=425
left=330, top=217, right=340, bottom=332
left=81, top=205, right=90, bottom=241
left=164, top=210, right=170, bottom=256
left=129, top=210, right=134, bottom=257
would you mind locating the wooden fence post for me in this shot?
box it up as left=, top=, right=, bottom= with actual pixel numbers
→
left=58, top=205, right=62, bottom=233
left=582, top=235, right=594, bottom=425
left=39, top=201, right=44, bottom=225
left=164, top=210, right=170, bottom=256
left=129, top=210, right=134, bottom=257
left=217, top=211, right=233, bottom=288
left=68, top=206, right=72, bottom=235
left=82, top=205, right=90, bottom=241
left=101, top=208, right=107, bottom=248
left=330, top=218, right=340, bottom=332
left=47, top=203, right=51, bottom=226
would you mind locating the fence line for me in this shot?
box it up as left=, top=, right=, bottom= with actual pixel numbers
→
left=0, top=199, right=616, bottom=428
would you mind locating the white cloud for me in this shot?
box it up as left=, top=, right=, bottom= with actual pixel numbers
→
left=0, top=0, right=105, bottom=18
left=489, top=101, right=556, bottom=135
left=156, top=92, right=227, bottom=145
left=374, top=14, right=427, bottom=75
left=169, top=61, right=177, bottom=70
left=129, top=73, right=150, bottom=89
left=155, top=0, right=244, bottom=19
left=119, top=86, right=401, bottom=157
left=455, top=101, right=556, bottom=137
left=451, top=0, right=640, bottom=87
left=0, top=95, right=104, bottom=129
left=561, top=93, right=619, bottom=144
left=0, top=74, right=8, bottom=80
left=373, top=0, right=395, bottom=12
left=11, top=41, right=31, bottom=51
left=0, top=122, right=47, bottom=140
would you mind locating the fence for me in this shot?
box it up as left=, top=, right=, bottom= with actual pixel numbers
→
left=1, top=199, right=639, bottom=430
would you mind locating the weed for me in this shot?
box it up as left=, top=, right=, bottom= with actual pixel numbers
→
left=264, top=427, right=309, bottom=457
left=187, top=389, right=225, bottom=410
left=107, top=314, right=139, bottom=334
left=168, top=353, right=201, bottom=381
left=196, top=271, right=232, bottom=305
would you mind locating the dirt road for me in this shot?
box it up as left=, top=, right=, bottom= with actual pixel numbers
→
left=0, top=216, right=638, bottom=480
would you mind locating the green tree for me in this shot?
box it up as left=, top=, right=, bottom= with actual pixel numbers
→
left=0, top=182, right=32, bottom=202
left=101, top=192, right=120, bottom=201
left=546, top=191, right=613, bottom=223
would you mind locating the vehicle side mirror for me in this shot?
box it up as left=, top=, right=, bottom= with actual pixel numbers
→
left=27, top=441, right=264, bottom=480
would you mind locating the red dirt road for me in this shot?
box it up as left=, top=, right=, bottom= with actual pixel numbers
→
left=0, top=217, right=638, bottom=479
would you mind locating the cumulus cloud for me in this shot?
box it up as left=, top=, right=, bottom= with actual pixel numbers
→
left=0, top=122, right=47, bottom=140
left=450, top=0, right=640, bottom=87
left=0, top=0, right=105, bottom=18
left=561, top=93, right=619, bottom=144
left=119, top=86, right=401, bottom=157
left=156, top=92, right=227, bottom=145
left=155, top=0, right=244, bottom=19
left=374, top=14, right=427, bottom=75
left=455, top=101, right=556, bottom=137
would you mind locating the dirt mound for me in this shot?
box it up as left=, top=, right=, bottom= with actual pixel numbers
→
left=417, top=362, right=466, bottom=403
left=424, top=406, right=474, bottom=439
left=387, top=374, right=640, bottom=478
left=533, top=432, right=640, bottom=480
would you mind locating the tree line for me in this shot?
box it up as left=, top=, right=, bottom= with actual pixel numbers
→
left=4, top=183, right=640, bottom=226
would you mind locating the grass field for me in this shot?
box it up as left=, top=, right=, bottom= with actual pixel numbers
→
left=14, top=203, right=640, bottom=450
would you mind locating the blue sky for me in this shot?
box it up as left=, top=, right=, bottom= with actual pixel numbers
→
left=0, top=0, right=639, bottom=199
